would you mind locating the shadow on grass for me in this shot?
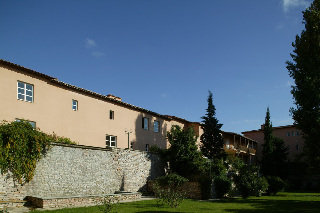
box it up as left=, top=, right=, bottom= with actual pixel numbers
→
left=214, top=198, right=320, bottom=213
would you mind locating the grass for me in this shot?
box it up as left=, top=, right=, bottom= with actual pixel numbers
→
left=31, top=192, right=320, bottom=213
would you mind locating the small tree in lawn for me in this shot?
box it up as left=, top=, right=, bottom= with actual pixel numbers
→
left=200, top=91, right=225, bottom=161
left=286, top=0, right=320, bottom=174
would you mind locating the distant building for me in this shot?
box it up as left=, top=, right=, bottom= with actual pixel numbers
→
left=242, top=125, right=304, bottom=161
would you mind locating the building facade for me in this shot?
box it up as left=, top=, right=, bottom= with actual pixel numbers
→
left=0, top=60, right=194, bottom=151
left=242, top=125, right=304, bottom=161
left=0, top=59, right=257, bottom=161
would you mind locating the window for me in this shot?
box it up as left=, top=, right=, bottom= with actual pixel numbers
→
left=296, top=131, right=300, bottom=136
left=109, top=110, right=114, bottom=120
left=296, top=144, right=299, bottom=151
left=154, top=121, right=160, bottom=133
left=72, top=99, right=78, bottom=111
left=287, top=132, right=290, bottom=136
left=17, top=81, right=33, bottom=102
left=106, top=135, right=117, bottom=147
left=292, top=131, right=295, bottom=136
left=15, top=119, right=36, bottom=129
left=142, top=117, right=149, bottom=130
left=145, top=144, right=149, bottom=152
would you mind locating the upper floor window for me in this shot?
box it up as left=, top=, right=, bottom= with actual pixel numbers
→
left=110, top=110, right=114, bottom=120
left=154, top=121, right=160, bottom=133
left=287, top=132, right=290, bottom=136
left=72, top=99, right=78, bottom=111
left=17, top=81, right=33, bottom=102
left=15, top=119, right=36, bottom=129
left=106, top=135, right=117, bottom=147
left=142, top=117, right=149, bottom=130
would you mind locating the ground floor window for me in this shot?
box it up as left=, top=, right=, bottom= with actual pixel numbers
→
left=15, top=118, right=36, bottom=129
left=145, top=144, right=149, bottom=152
left=106, top=135, right=117, bottom=147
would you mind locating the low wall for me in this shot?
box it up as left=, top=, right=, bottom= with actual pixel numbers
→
left=0, top=143, right=164, bottom=203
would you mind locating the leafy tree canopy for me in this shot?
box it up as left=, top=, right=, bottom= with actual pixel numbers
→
left=286, top=0, right=320, bottom=173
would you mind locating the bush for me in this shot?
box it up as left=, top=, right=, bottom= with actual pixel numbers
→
left=0, top=121, right=77, bottom=184
left=214, top=175, right=232, bottom=198
left=267, top=176, right=285, bottom=195
left=234, top=165, right=268, bottom=198
left=98, top=195, right=119, bottom=213
left=153, top=173, right=188, bottom=208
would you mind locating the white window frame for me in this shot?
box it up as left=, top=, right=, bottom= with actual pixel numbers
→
left=106, top=135, right=117, bottom=148
left=72, top=99, right=78, bottom=111
left=17, top=81, right=33, bottom=103
left=153, top=120, right=160, bottom=133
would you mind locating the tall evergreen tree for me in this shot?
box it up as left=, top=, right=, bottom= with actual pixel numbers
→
left=286, top=0, right=320, bottom=173
left=200, top=91, right=225, bottom=160
left=262, top=107, right=273, bottom=156
left=261, top=108, right=288, bottom=178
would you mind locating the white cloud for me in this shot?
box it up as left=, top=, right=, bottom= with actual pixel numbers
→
left=85, top=38, right=97, bottom=48
left=282, top=0, right=310, bottom=12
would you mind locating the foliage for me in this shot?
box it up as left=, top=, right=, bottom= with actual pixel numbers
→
left=98, top=195, right=119, bottom=213
left=234, top=165, right=268, bottom=198
left=0, top=121, right=50, bottom=184
left=153, top=174, right=188, bottom=208
left=286, top=0, right=320, bottom=174
left=166, top=125, right=205, bottom=179
left=214, top=175, right=232, bottom=198
left=200, top=91, right=225, bottom=161
left=0, top=121, right=77, bottom=184
left=46, top=132, right=77, bottom=145
left=266, top=176, right=285, bottom=195
left=261, top=108, right=289, bottom=178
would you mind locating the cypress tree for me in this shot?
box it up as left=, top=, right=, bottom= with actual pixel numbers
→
left=200, top=91, right=225, bottom=160
left=286, top=0, right=320, bottom=173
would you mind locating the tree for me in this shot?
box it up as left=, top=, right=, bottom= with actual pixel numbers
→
left=166, top=125, right=204, bottom=179
left=261, top=108, right=288, bottom=178
left=200, top=91, right=225, bottom=160
left=286, top=0, right=320, bottom=173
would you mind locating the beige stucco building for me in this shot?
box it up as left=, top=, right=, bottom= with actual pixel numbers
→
left=0, top=59, right=201, bottom=151
left=0, top=59, right=257, bottom=161
left=242, top=125, right=304, bottom=161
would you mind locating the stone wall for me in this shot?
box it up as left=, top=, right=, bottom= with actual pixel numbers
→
left=0, top=143, right=164, bottom=202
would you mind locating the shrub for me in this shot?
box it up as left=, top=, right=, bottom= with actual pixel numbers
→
left=0, top=121, right=77, bottom=184
left=267, top=176, right=285, bottom=195
left=214, top=175, right=232, bottom=198
left=98, top=195, right=119, bottom=213
left=153, top=173, right=188, bottom=208
left=234, top=165, right=268, bottom=198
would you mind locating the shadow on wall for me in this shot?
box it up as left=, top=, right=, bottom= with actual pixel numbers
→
left=133, top=113, right=168, bottom=151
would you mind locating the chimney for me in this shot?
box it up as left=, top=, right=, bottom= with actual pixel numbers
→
left=260, top=124, right=265, bottom=130
left=107, top=94, right=122, bottom=102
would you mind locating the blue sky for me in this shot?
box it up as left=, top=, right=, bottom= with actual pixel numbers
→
left=0, top=0, right=312, bottom=133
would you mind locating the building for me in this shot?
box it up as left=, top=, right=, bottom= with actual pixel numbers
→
left=0, top=59, right=257, bottom=161
left=242, top=125, right=304, bottom=161
left=222, top=131, right=257, bottom=164
left=0, top=59, right=194, bottom=151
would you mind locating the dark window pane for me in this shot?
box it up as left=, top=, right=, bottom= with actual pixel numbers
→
left=18, top=94, right=25, bottom=100
left=26, top=84, right=33, bottom=90
left=26, top=96, right=33, bottom=102
left=18, top=82, right=24, bottom=88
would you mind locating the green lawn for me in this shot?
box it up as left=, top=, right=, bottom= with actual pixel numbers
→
left=32, top=192, right=320, bottom=213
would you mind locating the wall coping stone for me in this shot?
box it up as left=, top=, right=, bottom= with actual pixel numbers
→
left=27, top=192, right=142, bottom=200
left=50, top=142, right=148, bottom=153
